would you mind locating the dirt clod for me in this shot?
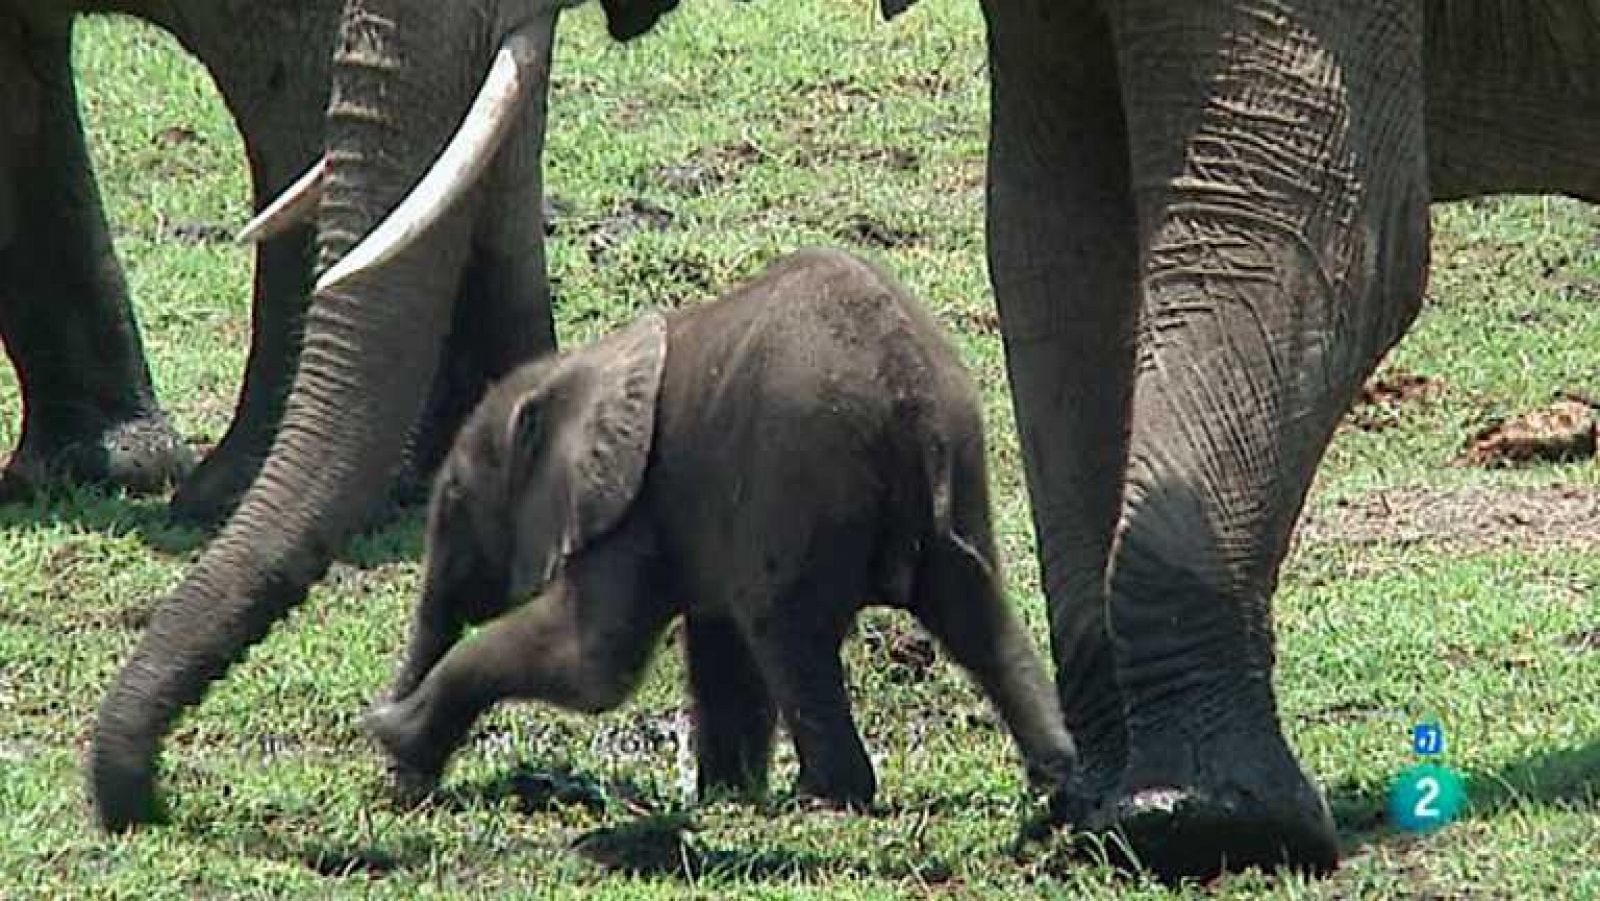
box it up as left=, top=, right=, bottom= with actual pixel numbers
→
left=653, top=141, right=762, bottom=195
left=542, top=194, right=572, bottom=235
left=838, top=213, right=920, bottom=249
left=1458, top=400, right=1597, bottom=468
left=1347, top=369, right=1442, bottom=432
left=302, top=847, right=399, bottom=879
left=863, top=621, right=938, bottom=683
left=1564, top=628, right=1600, bottom=653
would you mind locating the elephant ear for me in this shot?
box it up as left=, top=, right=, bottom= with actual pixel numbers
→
left=505, top=312, right=668, bottom=599
left=597, top=0, right=681, bottom=40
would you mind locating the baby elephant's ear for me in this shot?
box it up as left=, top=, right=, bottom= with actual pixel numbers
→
left=560, top=311, right=669, bottom=547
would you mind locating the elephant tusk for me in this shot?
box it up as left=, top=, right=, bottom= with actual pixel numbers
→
left=236, top=156, right=328, bottom=245
left=315, top=21, right=552, bottom=293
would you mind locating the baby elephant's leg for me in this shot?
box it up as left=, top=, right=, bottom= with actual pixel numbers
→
left=365, top=585, right=675, bottom=797
left=913, top=533, right=1079, bottom=792
left=744, top=592, right=876, bottom=809
left=685, top=614, right=776, bottom=800
left=387, top=589, right=465, bottom=703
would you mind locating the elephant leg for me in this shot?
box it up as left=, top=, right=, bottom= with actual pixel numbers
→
left=164, top=4, right=332, bottom=526
left=385, top=581, right=467, bottom=704
left=980, top=0, right=1139, bottom=809
left=744, top=590, right=875, bottom=809
left=0, top=17, right=192, bottom=499
left=167, top=219, right=313, bottom=525
left=912, top=527, right=1076, bottom=795
left=684, top=614, right=776, bottom=800
left=365, top=579, right=675, bottom=796
left=1093, top=2, right=1432, bottom=881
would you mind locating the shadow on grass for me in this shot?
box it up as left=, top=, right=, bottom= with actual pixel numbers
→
left=1327, top=739, right=1600, bottom=852
left=434, top=762, right=647, bottom=817
left=0, top=484, right=426, bottom=567
left=415, top=761, right=957, bottom=885
left=227, top=828, right=442, bottom=881
left=570, top=812, right=852, bottom=882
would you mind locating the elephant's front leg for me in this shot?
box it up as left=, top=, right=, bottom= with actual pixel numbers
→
left=981, top=0, right=1140, bottom=815
left=0, top=18, right=193, bottom=500
left=1096, top=1, right=1432, bottom=881
left=366, top=578, right=675, bottom=798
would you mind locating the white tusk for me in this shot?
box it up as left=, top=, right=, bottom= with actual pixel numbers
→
left=237, top=156, right=328, bottom=245
left=315, top=21, right=552, bottom=293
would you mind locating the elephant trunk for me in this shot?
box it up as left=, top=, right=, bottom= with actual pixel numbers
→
left=89, top=0, right=495, bottom=831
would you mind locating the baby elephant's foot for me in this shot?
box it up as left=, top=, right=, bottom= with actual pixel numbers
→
left=362, top=701, right=447, bottom=805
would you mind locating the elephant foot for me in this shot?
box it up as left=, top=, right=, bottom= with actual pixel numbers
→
left=1, top=412, right=194, bottom=503
left=362, top=701, right=448, bottom=804
left=1082, top=707, right=1338, bottom=884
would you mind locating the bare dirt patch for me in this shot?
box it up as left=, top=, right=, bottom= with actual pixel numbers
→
left=652, top=141, right=763, bottom=196
left=1296, top=484, right=1600, bottom=550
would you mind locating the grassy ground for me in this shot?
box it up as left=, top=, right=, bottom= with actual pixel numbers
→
left=2, top=4, right=1597, bottom=897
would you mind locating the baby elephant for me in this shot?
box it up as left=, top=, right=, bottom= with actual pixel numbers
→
left=365, top=247, right=1076, bottom=808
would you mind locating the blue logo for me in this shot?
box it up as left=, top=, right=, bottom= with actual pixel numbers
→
left=1411, top=722, right=1445, bottom=756
left=1388, top=764, right=1466, bottom=833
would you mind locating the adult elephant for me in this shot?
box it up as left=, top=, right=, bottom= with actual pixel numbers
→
left=0, top=1, right=501, bottom=523
left=87, top=0, right=1600, bottom=884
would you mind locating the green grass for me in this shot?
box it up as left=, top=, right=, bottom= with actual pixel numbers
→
left=2, top=3, right=1597, bottom=897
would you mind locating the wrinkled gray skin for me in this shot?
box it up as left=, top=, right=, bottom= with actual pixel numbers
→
left=0, top=1, right=499, bottom=522
left=365, top=248, right=1076, bottom=808
left=88, top=0, right=1600, bottom=882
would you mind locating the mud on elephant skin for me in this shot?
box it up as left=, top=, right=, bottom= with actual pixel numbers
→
left=364, top=248, right=1076, bottom=810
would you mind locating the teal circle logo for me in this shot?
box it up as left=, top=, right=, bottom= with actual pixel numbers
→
left=1388, top=764, right=1466, bottom=833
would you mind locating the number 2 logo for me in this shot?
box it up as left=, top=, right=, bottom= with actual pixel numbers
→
left=1412, top=776, right=1441, bottom=819
left=1390, top=765, right=1464, bottom=833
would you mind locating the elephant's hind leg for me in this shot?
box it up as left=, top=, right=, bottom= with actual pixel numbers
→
left=684, top=614, right=776, bottom=801
left=911, top=531, right=1078, bottom=797
left=0, top=18, right=192, bottom=501
left=743, top=580, right=875, bottom=809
